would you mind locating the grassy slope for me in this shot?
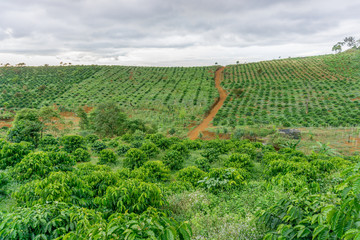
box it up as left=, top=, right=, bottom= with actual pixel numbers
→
left=0, top=65, right=218, bottom=135
left=215, top=50, right=360, bottom=128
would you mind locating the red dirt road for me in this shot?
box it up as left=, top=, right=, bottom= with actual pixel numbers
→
left=188, top=67, right=227, bottom=140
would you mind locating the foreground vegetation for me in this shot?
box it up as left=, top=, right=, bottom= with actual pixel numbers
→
left=0, top=106, right=359, bottom=239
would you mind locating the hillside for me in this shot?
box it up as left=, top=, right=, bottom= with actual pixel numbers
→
left=215, top=50, right=360, bottom=127
left=0, top=50, right=359, bottom=133
left=0, top=65, right=218, bottom=133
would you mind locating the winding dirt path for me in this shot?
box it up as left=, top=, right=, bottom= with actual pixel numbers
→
left=188, top=67, right=227, bottom=140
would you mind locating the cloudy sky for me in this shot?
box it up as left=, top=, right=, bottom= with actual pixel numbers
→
left=0, top=0, right=359, bottom=66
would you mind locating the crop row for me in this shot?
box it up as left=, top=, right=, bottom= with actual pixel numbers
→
left=214, top=51, right=360, bottom=127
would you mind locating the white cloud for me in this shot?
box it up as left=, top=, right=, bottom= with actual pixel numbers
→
left=0, top=0, right=359, bottom=66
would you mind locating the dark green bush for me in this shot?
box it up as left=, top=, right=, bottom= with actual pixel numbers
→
left=61, top=135, right=85, bottom=153
left=176, top=166, right=206, bottom=186
left=94, top=179, right=163, bottom=213
left=140, top=141, right=160, bottom=158
left=48, top=151, right=75, bottom=171
left=0, top=141, right=31, bottom=169
left=13, top=152, right=53, bottom=181
left=132, top=161, right=170, bottom=183
left=162, top=150, right=184, bottom=170
left=98, top=149, right=117, bottom=165
left=170, top=142, right=189, bottom=157
left=91, top=140, right=107, bottom=153
left=84, top=134, right=99, bottom=144
left=116, top=144, right=131, bottom=156
left=224, top=153, right=252, bottom=170
left=73, top=148, right=91, bottom=162
left=123, top=148, right=148, bottom=169
left=195, top=157, right=211, bottom=172
left=200, top=148, right=221, bottom=163
left=198, top=168, right=246, bottom=193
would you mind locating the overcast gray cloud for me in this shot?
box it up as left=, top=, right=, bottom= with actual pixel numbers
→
left=0, top=0, right=359, bottom=66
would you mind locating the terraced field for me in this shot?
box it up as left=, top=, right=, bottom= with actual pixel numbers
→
left=214, top=50, right=360, bottom=127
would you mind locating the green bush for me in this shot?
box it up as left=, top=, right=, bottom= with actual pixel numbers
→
left=13, top=171, right=93, bottom=206
left=235, top=143, right=256, bottom=159
left=91, top=140, right=107, bottom=153
left=38, top=135, right=59, bottom=150
left=140, top=141, right=160, bottom=158
left=0, top=141, right=31, bottom=169
left=200, top=148, right=221, bottom=163
left=94, top=179, right=163, bottom=213
left=266, top=159, right=317, bottom=180
left=98, top=149, right=117, bottom=165
left=123, top=148, right=148, bottom=169
left=84, top=134, right=99, bottom=144
left=176, top=166, right=206, bottom=186
left=48, top=151, right=75, bottom=171
left=116, top=143, right=131, bottom=156
left=224, top=153, right=252, bottom=170
left=170, top=142, right=189, bottom=157
left=162, top=150, right=184, bottom=170
left=132, top=161, right=170, bottom=183
left=73, top=148, right=91, bottom=162
left=0, top=171, right=9, bottom=196
left=198, top=168, right=246, bottom=193
left=0, top=203, right=102, bottom=239
left=61, top=135, right=85, bottom=153
left=183, top=139, right=202, bottom=150
left=195, top=157, right=211, bottom=172
left=13, top=152, right=53, bottom=181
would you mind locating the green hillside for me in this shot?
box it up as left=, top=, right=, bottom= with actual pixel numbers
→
left=1, top=50, right=360, bottom=131
left=215, top=50, right=360, bottom=127
left=0, top=65, right=218, bottom=132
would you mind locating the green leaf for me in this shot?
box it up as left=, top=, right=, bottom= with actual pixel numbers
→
left=354, top=179, right=360, bottom=195
left=165, top=229, right=175, bottom=240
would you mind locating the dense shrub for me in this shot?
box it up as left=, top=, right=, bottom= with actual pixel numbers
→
left=176, top=166, right=206, bottom=186
left=123, top=148, right=148, bottom=169
left=94, top=179, right=163, bottom=213
left=73, top=148, right=91, bottom=162
left=0, top=141, right=31, bottom=169
left=235, top=143, right=256, bottom=159
left=262, top=152, right=285, bottom=163
left=0, top=203, right=103, bottom=240
left=140, top=141, right=160, bottom=158
left=198, top=168, right=246, bottom=193
left=195, top=157, right=211, bottom=172
left=38, top=135, right=59, bottom=151
left=203, top=139, right=230, bottom=154
left=132, top=161, right=170, bottom=183
left=200, top=148, right=221, bottom=163
left=13, top=171, right=93, bottom=206
left=84, top=134, right=99, bottom=144
left=98, top=149, right=117, bottom=165
left=61, top=135, right=85, bottom=153
left=266, top=159, right=317, bottom=180
left=91, top=140, right=107, bottom=153
left=183, top=139, right=202, bottom=150
left=0, top=171, right=9, bottom=196
left=170, top=142, right=189, bottom=157
left=13, top=152, right=53, bottom=181
left=224, top=153, right=252, bottom=170
left=48, top=151, right=76, bottom=171
left=162, top=150, right=184, bottom=170
left=116, top=143, right=131, bottom=156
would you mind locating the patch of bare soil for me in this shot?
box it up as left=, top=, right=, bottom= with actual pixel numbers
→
left=188, top=67, right=228, bottom=140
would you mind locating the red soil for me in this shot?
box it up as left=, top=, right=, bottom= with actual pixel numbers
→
left=188, top=67, right=228, bottom=140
